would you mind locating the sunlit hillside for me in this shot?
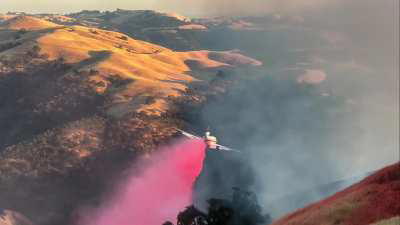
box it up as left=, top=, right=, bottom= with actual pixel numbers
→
left=271, top=163, right=400, bottom=225
left=0, top=16, right=261, bottom=116
left=0, top=15, right=59, bottom=30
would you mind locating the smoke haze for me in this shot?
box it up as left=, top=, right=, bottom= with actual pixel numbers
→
left=192, top=0, right=398, bottom=217
left=158, top=0, right=337, bottom=16
left=1, top=0, right=397, bottom=221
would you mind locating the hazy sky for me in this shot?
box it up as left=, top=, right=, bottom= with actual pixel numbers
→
left=0, top=0, right=161, bottom=14
left=0, top=0, right=341, bottom=16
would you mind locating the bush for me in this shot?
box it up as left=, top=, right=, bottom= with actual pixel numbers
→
left=119, top=36, right=128, bottom=41
left=89, top=29, right=99, bottom=35
left=27, top=45, right=41, bottom=58
left=170, top=188, right=271, bottom=225
left=18, top=28, right=27, bottom=35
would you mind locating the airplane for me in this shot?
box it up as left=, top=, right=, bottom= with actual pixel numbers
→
left=176, top=128, right=240, bottom=152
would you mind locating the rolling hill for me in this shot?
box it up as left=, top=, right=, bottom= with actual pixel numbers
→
left=0, top=15, right=59, bottom=31
left=271, top=163, right=400, bottom=225
left=268, top=173, right=368, bottom=218
left=30, top=9, right=211, bottom=50
left=0, top=16, right=261, bottom=225
left=0, top=15, right=260, bottom=116
left=0, top=10, right=396, bottom=225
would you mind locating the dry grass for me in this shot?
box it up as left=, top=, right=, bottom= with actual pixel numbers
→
left=271, top=163, right=400, bottom=225
left=371, top=217, right=400, bottom=225
left=0, top=17, right=261, bottom=116
left=0, top=16, right=59, bottom=31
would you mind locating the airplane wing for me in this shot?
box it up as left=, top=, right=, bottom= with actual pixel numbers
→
left=216, top=144, right=241, bottom=153
left=176, top=129, right=203, bottom=140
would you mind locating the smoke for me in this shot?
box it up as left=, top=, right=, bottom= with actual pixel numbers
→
left=192, top=0, right=398, bottom=218
left=158, top=0, right=340, bottom=16
left=78, top=139, right=206, bottom=225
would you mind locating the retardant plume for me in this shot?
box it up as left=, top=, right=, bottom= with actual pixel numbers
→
left=79, top=139, right=206, bottom=225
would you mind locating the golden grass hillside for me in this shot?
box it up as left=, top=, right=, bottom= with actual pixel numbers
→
left=0, top=15, right=59, bottom=31
left=0, top=16, right=261, bottom=117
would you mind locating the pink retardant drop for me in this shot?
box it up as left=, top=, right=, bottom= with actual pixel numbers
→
left=80, top=139, right=206, bottom=225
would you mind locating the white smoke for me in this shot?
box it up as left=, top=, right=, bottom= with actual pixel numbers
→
left=157, top=0, right=338, bottom=16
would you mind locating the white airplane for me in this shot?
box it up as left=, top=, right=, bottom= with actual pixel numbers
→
left=176, top=128, right=240, bottom=152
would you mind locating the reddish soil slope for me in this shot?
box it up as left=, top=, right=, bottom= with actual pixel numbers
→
left=271, top=163, right=400, bottom=225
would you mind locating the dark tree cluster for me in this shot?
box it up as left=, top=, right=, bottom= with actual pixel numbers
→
left=163, top=189, right=271, bottom=225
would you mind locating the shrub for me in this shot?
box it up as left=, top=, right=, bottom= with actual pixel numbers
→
left=170, top=188, right=271, bottom=225
left=119, top=36, right=128, bottom=41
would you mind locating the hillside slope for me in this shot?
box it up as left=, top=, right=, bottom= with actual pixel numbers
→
left=271, top=163, right=400, bottom=225
left=0, top=16, right=260, bottom=225
left=268, top=173, right=368, bottom=218
left=0, top=16, right=260, bottom=116
left=0, top=16, right=59, bottom=31
left=63, top=10, right=209, bottom=50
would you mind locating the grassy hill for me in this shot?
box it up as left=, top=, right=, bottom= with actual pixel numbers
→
left=0, top=15, right=59, bottom=31
left=0, top=16, right=260, bottom=225
left=0, top=16, right=260, bottom=116
left=271, top=163, right=400, bottom=225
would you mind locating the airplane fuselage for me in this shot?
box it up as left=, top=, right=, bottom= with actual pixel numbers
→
left=204, top=131, right=218, bottom=149
left=176, top=128, right=238, bottom=152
